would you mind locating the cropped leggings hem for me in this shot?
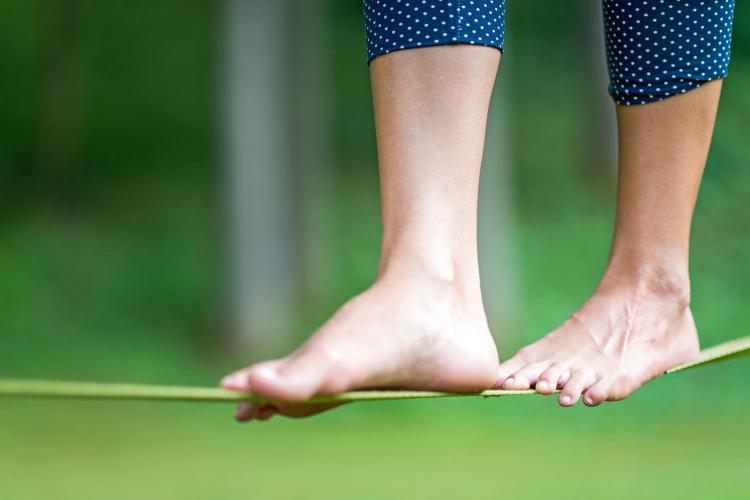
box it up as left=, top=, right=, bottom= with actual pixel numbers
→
left=366, top=40, right=504, bottom=65
left=364, top=0, right=734, bottom=106
left=364, top=0, right=505, bottom=64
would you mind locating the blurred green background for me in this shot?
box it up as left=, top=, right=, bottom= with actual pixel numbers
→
left=1, top=1, right=749, bottom=498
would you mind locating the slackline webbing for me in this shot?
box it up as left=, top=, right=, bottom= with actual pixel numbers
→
left=0, top=335, right=748, bottom=405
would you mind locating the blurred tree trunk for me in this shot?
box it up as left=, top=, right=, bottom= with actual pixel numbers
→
left=221, top=0, right=296, bottom=358
left=220, top=0, right=330, bottom=358
left=37, top=0, right=81, bottom=199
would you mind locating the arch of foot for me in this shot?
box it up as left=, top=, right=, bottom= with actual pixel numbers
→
left=363, top=0, right=505, bottom=64
left=603, top=0, right=735, bottom=106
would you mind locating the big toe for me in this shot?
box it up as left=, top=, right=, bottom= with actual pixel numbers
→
left=222, top=360, right=281, bottom=392
left=248, top=350, right=338, bottom=403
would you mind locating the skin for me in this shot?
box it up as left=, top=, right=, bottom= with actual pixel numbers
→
left=222, top=45, right=503, bottom=421
left=497, top=80, right=723, bottom=407
left=222, top=48, right=724, bottom=418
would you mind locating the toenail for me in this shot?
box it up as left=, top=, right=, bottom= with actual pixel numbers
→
left=561, top=395, right=572, bottom=404
left=584, top=396, right=594, bottom=406
left=505, top=377, right=515, bottom=386
left=537, top=381, right=549, bottom=391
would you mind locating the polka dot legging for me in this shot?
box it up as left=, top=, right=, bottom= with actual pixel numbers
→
left=363, top=0, right=735, bottom=105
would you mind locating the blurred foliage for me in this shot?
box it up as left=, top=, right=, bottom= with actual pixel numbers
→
left=0, top=0, right=217, bottom=207
left=0, top=0, right=748, bottom=376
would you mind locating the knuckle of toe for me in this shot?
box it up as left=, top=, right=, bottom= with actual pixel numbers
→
left=590, top=389, right=607, bottom=402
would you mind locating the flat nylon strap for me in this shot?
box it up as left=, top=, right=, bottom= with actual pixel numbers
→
left=0, top=335, right=748, bottom=405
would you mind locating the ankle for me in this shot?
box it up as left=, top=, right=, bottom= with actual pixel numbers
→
left=598, top=260, right=691, bottom=309
left=375, top=251, right=484, bottom=304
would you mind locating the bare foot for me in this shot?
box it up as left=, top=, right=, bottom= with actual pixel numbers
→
left=222, top=272, right=499, bottom=420
left=496, top=273, right=699, bottom=407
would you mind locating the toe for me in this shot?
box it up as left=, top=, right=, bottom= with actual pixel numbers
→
left=583, top=373, right=640, bottom=405
left=256, top=405, right=277, bottom=421
left=608, top=373, right=641, bottom=401
left=222, top=360, right=283, bottom=392
left=558, top=369, right=572, bottom=386
left=248, top=349, right=334, bottom=403
left=583, top=378, right=611, bottom=407
left=503, top=362, right=549, bottom=390
left=536, top=363, right=565, bottom=395
left=559, top=370, right=595, bottom=407
left=235, top=402, right=258, bottom=422
left=494, top=354, right=528, bottom=388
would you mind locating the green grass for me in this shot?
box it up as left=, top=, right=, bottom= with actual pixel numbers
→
left=2, top=378, right=749, bottom=500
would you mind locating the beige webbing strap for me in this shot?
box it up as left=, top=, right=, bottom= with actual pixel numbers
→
left=0, top=335, right=748, bottom=405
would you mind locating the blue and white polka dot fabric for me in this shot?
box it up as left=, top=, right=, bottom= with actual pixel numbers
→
left=364, top=0, right=505, bottom=62
left=604, top=0, right=734, bottom=105
left=364, top=0, right=734, bottom=106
